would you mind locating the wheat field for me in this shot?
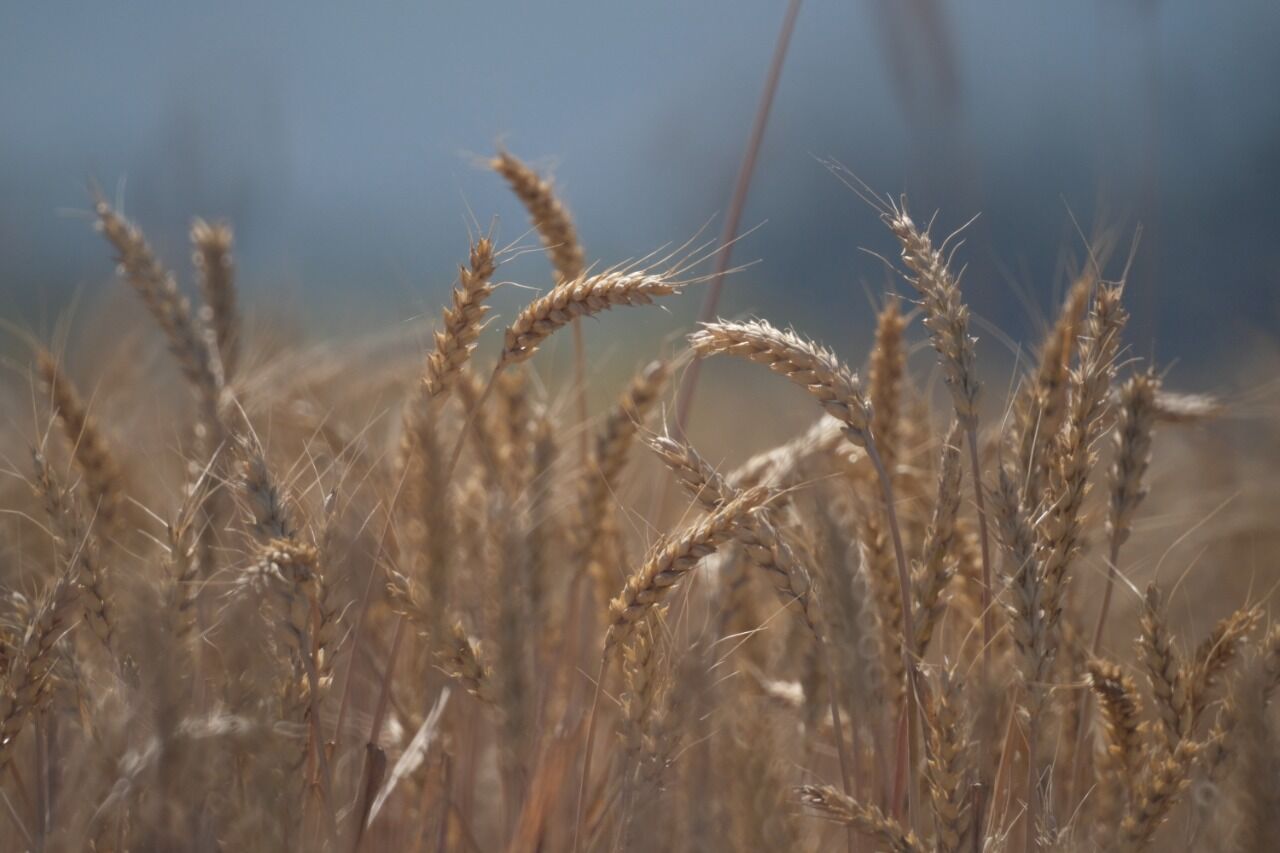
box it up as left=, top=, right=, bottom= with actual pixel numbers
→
left=1, top=151, right=1277, bottom=853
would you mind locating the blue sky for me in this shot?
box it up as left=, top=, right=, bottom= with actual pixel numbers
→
left=3, top=1, right=1278, bottom=367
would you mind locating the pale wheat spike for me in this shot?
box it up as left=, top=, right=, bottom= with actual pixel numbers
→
left=1186, top=604, right=1261, bottom=733
left=881, top=198, right=981, bottom=428
left=500, top=270, right=680, bottom=366
left=385, top=572, right=498, bottom=707
left=795, top=784, right=924, bottom=853
left=689, top=319, right=871, bottom=444
left=191, top=218, right=240, bottom=380
left=1013, top=273, right=1092, bottom=498
left=35, top=348, right=125, bottom=537
left=922, top=668, right=974, bottom=853
left=1108, top=368, right=1160, bottom=554
left=644, top=431, right=823, bottom=640
left=912, top=421, right=964, bottom=655
left=1037, top=283, right=1128, bottom=660
left=1138, top=584, right=1189, bottom=752
left=423, top=236, right=498, bottom=399
left=1117, top=741, right=1196, bottom=852
left=868, top=296, right=907, bottom=469
left=491, top=150, right=584, bottom=286
left=605, top=484, right=773, bottom=652
left=94, top=199, right=225, bottom=413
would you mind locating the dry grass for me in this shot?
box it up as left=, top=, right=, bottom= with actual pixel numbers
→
left=0, top=175, right=1277, bottom=853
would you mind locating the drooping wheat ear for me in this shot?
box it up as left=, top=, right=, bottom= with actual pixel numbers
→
left=1117, top=740, right=1196, bottom=852
left=36, top=348, right=125, bottom=536
left=0, top=561, right=82, bottom=774
left=922, top=667, right=974, bottom=853
left=689, top=320, right=870, bottom=443
left=499, top=270, right=681, bottom=367
left=94, top=199, right=225, bottom=414
left=576, top=359, right=672, bottom=591
left=32, top=450, right=115, bottom=653
left=492, top=150, right=584, bottom=285
left=1087, top=658, right=1146, bottom=843
left=423, top=236, right=497, bottom=399
left=605, top=484, right=773, bottom=653
left=1012, top=273, right=1092, bottom=500
left=912, top=421, right=964, bottom=655
left=882, top=199, right=980, bottom=428
left=869, top=296, right=908, bottom=469
left=191, top=218, right=240, bottom=380
left=1186, top=604, right=1261, bottom=733
left=645, top=432, right=823, bottom=639
left=1201, top=626, right=1280, bottom=786
left=1138, top=585, right=1189, bottom=752
left=795, top=784, right=924, bottom=853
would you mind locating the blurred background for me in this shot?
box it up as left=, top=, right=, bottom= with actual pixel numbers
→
left=3, top=0, right=1279, bottom=384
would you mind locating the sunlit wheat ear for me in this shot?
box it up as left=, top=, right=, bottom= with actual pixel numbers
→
left=911, top=421, right=964, bottom=656
left=795, top=784, right=924, bottom=853
left=498, top=269, right=683, bottom=367
left=868, top=296, right=908, bottom=469
left=36, top=347, right=125, bottom=537
left=688, top=319, right=871, bottom=444
left=491, top=150, right=584, bottom=286
left=921, top=666, right=975, bottom=853
left=603, top=484, right=774, bottom=654
left=423, top=236, right=497, bottom=400
left=191, top=218, right=240, bottom=380
left=881, top=197, right=981, bottom=428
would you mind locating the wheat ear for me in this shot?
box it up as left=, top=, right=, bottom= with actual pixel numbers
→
left=492, top=150, right=590, bottom=458
left=94, top=199, right=224, bottom=421
left=881, top=200, right=995, bottom=692
left=690, top=318, right=920, bottom=821
left=423, top=237, right=497, bottom=400
left=191, top=218, right=240, bottom=380
left=36, top=348, right=125, bottom=538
